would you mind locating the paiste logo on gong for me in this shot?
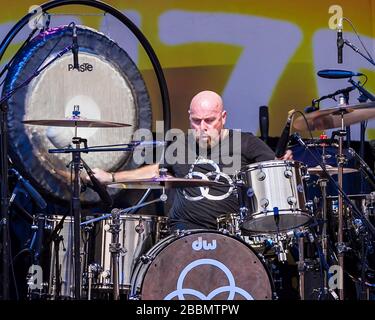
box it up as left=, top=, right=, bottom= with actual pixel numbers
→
left=68, top=63, right=94, bottom=73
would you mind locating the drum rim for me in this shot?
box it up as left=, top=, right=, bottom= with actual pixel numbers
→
left=240, top=159, right=305, bottom=172
left=130, top=228, right=276, bottom=300
left=105, top=214, right=166, bottom=220
left=242, top=211, right=311, bottom=233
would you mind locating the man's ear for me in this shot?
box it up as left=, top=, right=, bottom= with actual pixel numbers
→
left=222, top=110, right=227, bottom=125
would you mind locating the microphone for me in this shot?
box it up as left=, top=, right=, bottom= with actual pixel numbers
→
left=72, top=24, right=79, bottom=70
left=46, top=127, right=113, bottom=208
left=304, top=100, right=319, bottom=113
left=81, top=161, right=113, bottom=208
left=275, top=110, right=295, bottom=158
left=317, top=69, right=363, bottom=79
left=337, top=18, right=344, bottom=64
left=10, top=169, right=47, bottom=210
left=259, top=106, right=269, bottom=143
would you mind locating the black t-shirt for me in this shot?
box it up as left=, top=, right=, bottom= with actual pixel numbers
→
left=165, top=129, right=275, bottom=230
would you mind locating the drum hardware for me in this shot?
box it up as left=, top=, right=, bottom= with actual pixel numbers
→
left=233, top=173, right=249, bottom=225
left=107, top=176, right=228, bottom=190
left=80, top=198, right=165, bottom=228
left=216, top=213, right=242, bottom=236
left=296, top=230, right=306, bottom=300
left=292, top=132, right=375, bottom=300
left=107, top=208, right=122, bottom=300
left=348, top=148, right=375, bottom=190
left=0, top=42, right=75, bottom=298
left=86, top=213, right=169, bottom=298
left=274, top=238, right=288, bottom=263
left=28, top=111, right=132, bottom=300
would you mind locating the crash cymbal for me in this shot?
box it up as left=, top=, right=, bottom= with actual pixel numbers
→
left=107, top=176, right=230, bottom=189
left=308, top=165, right=358, bottom=176
left=293, top=101, right=375, bottom=131
left=22, top=117, right=131, bottom=128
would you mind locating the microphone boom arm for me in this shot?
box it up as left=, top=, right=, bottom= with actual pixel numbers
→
left=344, top=39, right=375, bottom=67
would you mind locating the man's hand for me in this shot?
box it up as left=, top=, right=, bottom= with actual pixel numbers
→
left=88, top=168, right=112, bottom=184
left=276, top=149, right=293, bottom=161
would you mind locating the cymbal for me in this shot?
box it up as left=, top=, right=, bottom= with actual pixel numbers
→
left=293, top=101, right=375, bottom=131
left=308, top=165, right=358, bottom=176
left=22, top=118, right=131, bottom=128
left=107, top=176, right=230, bottom=189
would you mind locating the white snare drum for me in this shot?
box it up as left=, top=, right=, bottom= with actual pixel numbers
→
left=239, top=160, right=311, bottom=233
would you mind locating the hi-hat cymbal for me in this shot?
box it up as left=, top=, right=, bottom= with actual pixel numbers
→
left=22, top=118, right=131, bottom=128
left=308, top=165, right=358, bottom=176
left=107, top=176, right=230, bottom=189
left=293, top=101, right=375, bottom=131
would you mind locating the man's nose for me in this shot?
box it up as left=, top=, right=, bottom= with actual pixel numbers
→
left=200, top=120, right=208, bottom=131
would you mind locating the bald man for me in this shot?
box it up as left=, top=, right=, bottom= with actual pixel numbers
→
left=92, top=90, right=291, bottom=230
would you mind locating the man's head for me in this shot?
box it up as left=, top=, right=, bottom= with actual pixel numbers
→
left=188, top=90, right=227, bottom=147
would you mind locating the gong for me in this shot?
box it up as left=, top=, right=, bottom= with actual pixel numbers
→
left=2, top=25, right=152, bottom=203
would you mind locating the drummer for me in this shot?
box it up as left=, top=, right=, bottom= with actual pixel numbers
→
left=92, top=90, right=292, bottom=230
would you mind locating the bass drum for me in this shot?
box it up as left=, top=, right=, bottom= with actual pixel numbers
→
left=130, top=230, right=274, bottom=300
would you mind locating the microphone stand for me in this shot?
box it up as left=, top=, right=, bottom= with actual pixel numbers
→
left=348, top=78, right=375, bottom=193
left=292, top=131, right=375, bottom=300
left=344, top=39, right=375, bottom=67
left=0, top=44, right=74, bottom=300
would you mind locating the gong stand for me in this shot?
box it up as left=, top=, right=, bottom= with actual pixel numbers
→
left=0, top=44, right=74, bottom=299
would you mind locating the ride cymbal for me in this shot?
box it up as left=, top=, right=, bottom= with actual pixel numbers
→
left=293, top=101, right=375, bottom=131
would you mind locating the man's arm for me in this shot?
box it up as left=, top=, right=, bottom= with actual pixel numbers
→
left=92, top=163, right=160, bottom=184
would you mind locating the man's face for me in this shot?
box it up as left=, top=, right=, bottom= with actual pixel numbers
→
left=189, top=93, right=227, bottom=147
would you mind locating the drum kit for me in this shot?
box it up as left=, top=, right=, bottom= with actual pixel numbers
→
left=19, top=99, right=375, bottom=301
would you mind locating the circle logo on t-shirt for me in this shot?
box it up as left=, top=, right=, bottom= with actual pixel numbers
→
left=183, top=157, right=234, bottom=202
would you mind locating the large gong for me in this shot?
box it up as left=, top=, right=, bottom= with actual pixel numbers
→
left=2, top=25, right=152, bottom=204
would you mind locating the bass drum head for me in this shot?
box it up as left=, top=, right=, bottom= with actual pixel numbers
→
left=132, top=230, right=273, bottom=300
left=2, top=25, right=152, bottom=204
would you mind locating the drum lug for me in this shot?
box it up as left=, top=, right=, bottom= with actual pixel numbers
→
left=256, top=170, right=266, bottom=181
left=284, top=169, right=293, bottom=179
left=287, top=196, right=297, bottom=206
left=239, top=206, right=248, bottom=221
left=100, top=270, right=111, bottom=279
left=135, top=220, right=145, bottom=234
left=174, top=229, right=190, bottom=238
left=305, top=200, right=314, bottom=212
left=260, top=198, right=269, bottom=209
left=140, top=254, right=153, bottom=264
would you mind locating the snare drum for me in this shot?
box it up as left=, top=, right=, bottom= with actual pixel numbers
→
left=92, top=214, right=168, bottom=292
left=130, top=230, right=274, bottom=300
left=239, top=160, right=311, bottom=233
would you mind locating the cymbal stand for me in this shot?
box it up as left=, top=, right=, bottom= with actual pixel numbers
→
left=336, top=102, right=349, bottom=300
left=108, top=208, right=121, bottom=300
left=71, top=133, right=83, bottom=300
left=296, top=229, right=305, bottom=300
left=315, top=144, right=330, bottom=295
left=293, top=131, right=375, bottom=300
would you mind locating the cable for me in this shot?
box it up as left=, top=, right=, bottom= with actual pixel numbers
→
left=8, top=233, right=19, bottom=300
left=361, top=74, right=368, bottom=87
left=291, top=110, right=315, bottom=140
left=295, top=134, right=375, bottom=237
left=343, top=17, right=375, bottom=63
